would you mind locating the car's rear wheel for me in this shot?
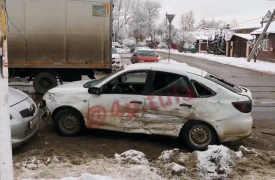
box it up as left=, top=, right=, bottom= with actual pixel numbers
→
left=53, top=108, right=84, bottom=137
left=181, top=121, right=218, bottom=151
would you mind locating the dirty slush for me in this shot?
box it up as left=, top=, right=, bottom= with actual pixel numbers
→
left=86, top=84, right=196, bottom=128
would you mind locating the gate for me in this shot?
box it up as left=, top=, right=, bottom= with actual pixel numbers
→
left=233, top=41, right=247, bottom=58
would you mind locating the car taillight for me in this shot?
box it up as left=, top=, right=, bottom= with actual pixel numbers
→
left=232, top=100, right=252, bottom=113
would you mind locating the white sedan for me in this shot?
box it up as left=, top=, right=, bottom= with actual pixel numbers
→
left=40, top=63, right=253, bottom=150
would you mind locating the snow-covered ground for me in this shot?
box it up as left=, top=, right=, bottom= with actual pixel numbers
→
left=14, top=145, right=275, bottom=180
left=156, top=49, right=275, bottom=75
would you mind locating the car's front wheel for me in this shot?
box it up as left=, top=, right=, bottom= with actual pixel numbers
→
left=181, top=121, right=218, bottom=151
left=53, top=108, right=84, bottom=137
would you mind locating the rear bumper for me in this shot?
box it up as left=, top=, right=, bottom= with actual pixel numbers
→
left=214, top=114, right=253, bottom=142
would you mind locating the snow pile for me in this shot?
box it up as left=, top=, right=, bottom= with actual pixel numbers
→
left=158, top=149, right=180, bottom=163
left=239, top=145, right=257, bottom=156
left=14, top=156, right=62, bottom=171
left=159, top=59, right=188, bottom=66
left=156, top=49, right=275, bottom=74
left=15, top=155, right=162, bottom=180
left=169, top=163, right=187, bottom=176
left=115, top=150, right=149, bottom=165
left=196, top=145, right=242, bottom=179
left=21, top=173, right=115, bottom=180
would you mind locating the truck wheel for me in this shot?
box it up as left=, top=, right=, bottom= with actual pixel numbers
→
left=33, top=72, right=57, bottom=94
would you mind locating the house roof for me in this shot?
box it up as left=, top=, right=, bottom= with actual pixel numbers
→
left=230, top=23, right=262, bottom=30
left=251, top=21, right=275, bottom=34
left=230, top=33, right=254, bottom=41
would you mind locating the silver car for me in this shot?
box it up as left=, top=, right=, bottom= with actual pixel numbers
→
left=9, top=87, right=39, bottom=148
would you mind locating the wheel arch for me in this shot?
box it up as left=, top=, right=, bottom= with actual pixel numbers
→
left=52, top=106, right=86, bottom=125
left=180, top=119, right=221, bottom=143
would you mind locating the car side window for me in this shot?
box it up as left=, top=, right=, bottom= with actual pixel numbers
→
left=150, top=71, right=196, bottom=97
left=192, top=80, right=215, bottom=97
left=101, top=71, right=148, bottom=95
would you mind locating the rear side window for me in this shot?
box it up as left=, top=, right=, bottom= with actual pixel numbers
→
left=192, top=81, right=215, bottom=97
left=205, top=74, right=242, bottom=93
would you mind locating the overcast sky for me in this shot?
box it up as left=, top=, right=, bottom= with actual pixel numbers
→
left=156, top=0, right=275, bottom=27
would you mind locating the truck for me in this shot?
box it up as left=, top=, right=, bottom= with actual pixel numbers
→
left=2, top=0, right=113, bottom=94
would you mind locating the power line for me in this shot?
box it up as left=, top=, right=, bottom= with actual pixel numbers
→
left=238, top=17, right=263, bottom=24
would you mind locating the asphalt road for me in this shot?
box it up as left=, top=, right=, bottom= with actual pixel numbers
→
left=156, top=51, right=275, bottom=121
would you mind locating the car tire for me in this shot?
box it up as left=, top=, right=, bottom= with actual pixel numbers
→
left=180, top=121, right=218, bottom=151
left=33, top=72, right=57, bottom=95
left=53, top=108, right=84, bottom=137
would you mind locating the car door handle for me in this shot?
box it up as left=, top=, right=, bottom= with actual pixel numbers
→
left=130, top=101, right=142, bottom=104
left=179, top=103, right=192, bottom=108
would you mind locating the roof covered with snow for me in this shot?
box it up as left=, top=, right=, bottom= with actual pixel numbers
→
left=230, top=33, right=254, bottom=41
left=191, top=29, right=216, bottom=40
left=231, top=23, right=262, bottom=30
left=251, top=21, right=275, bottom=34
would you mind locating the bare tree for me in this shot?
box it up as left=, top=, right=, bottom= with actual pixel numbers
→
left=129, top=0, right=161, bottom=42
left=230, top=18, right=239, bottom=28
left=179, top=11, right=195, bottom=31
left=112, top=0, right=139, bottom=41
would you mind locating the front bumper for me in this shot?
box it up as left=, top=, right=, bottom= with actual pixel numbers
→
left=38, top=102, right=51, bottom=124
left=12, top=115, right=39, bottom=148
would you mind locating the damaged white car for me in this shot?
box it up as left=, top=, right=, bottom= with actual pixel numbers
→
left=39, top=63, right=253, bottom=150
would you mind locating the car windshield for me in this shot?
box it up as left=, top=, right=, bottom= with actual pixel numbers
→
left=137, top=50, right=155, bottom=56
left=83, top=69, right=123, bottom=88
left=112, top=47, right=118, bottom=54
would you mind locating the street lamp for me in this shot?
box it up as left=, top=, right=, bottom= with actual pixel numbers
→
left=166, top=13, right=175, bottom=62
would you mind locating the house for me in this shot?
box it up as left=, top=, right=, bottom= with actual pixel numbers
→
left=192, top=29, right=216, bottom=53
left=250, top=21, right=275, bottom=62
left=230, top=23, right=262, bottom=34
left=226, top=33, right=254, bottom=58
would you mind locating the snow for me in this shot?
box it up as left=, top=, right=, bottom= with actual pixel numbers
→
left=159, top=59, right=188, bottom=66
left=21, top=174, right=115, bottom=180
left=158, top=149, right=180, bottom=162
left=231, top=23, right=262, bottom=30
left=156, top=49, right=275, bottom=74
left=15, top=154, right=162, bottom=180
left=114, top=150, right=149, bottom=165
left=233, top=33, right=254, bottom=40
left=196, top=145, right=234, bottom=179
left=170, top=163, right=186, bottom=175
left=251, top=21, right=275, bottom=34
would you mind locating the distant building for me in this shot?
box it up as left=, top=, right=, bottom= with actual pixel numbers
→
left=250, top=21, right=275, bottom=62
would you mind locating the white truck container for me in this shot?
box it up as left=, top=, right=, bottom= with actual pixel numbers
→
left=3, top=0, right=113, bottom=94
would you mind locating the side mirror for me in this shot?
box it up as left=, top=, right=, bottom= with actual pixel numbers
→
left=156, top=55, right=159, bottom=57
left=88, top=87, right=101, bottom=95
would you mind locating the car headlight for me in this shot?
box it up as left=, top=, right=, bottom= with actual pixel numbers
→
left=43, top=92, right=51, bottom=100
left=43, top=92, right=55, bottom=102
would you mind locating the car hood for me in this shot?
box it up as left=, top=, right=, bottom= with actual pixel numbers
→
left=9, top=87, right=29, bottom=107
left=112, top=54, right=120, bottom=59
left=137, top=56, right=158, bottom=60
left=48, top=80, right=91, bottom=94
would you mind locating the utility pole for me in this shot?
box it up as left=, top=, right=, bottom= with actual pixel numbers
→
left=153, top=30, right=156, bottom=49
left=0, top=1, right=14, bottom=180
left=166, top=14, right=175, bottom=62
left=247, top=9, right=275, bottom=62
